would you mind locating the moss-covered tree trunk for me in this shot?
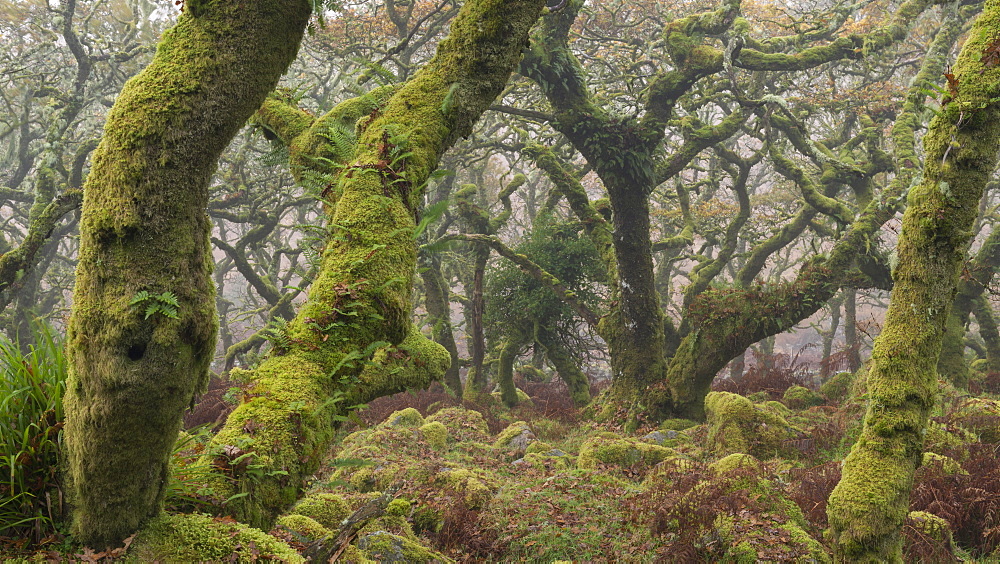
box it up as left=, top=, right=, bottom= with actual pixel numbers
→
left=62, top=0, right=311, bottom=548
left=418, top=249, right=462, bottom=392
left=972, top=294, right=1000, bottom=371
left=827, top=3, right=1000, bottom=558
left=199, top=0, right=545, bottom=530
left=648, top=3, right=967, bottom=421
left=937, top=225, right=1000, bottom=386
left=537, top=329, right=591, bottom=407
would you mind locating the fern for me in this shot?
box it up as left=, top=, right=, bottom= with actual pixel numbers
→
left=261, top=317, right=291, bottom=355
left=258, top=141, right=290, bottom=167
left=319, top=118, right=357, bottom=164
left=353, top=58, right=399, bottom=86
left=130, top=291, right=180, bottom=320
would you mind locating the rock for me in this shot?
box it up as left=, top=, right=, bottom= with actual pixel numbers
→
left=819, top=371, right=854, bottom=403
left=907, top=511, right=954, bottom=557
left=705, top=391, right=797, bottom=459
left=921, top=452, right=967, bottom=475
left=577, top=434, right=675, bottom=470
left=782, top=385, right=824, bottom=409
left=355, top=531, right=452, bottom=563
left=425, top=407, right=491, bottom=442
left=291, top=493, right=351, bottom=529
left=386, top=407, right=424, bottom=428
left=493, top=421, right=536, bottom=455
left=951, top=398, right=1000, bottom=443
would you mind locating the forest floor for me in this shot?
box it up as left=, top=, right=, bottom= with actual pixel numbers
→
left=4, top=366, right=1000, bottom=562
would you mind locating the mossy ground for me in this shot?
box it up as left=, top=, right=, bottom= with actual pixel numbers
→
left=5, top=375, right=999, bottom=562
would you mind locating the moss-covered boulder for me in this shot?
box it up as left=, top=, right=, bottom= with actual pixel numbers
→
left=126, top=513, right=305, bottom=563
left=275, top=514, right=330, bottom=542
left=710, top=453, right=759, bottom=474
left=782, top=386, right=824, bottom=409
left=432, top=467, right=495, bottom=509
left=819, top=371, right=854, bottom=403
left=924, top=419, right=978, bottom=454
left=419, top=421, right=449, bottom=452
left=921, top=452, right=967, bottom=475
left=760, top=400, right=793, bottom=419
left=290, top=492, right=351, bottom=529
left=425, top=407, right=491, bottom=442
left=577, top=434, right=676, bottom=470
left=714, top=513, right=829, bottom=563
left=355, top=530, right=453, bottom=563
left=385, top=407, right=425, bottom=428
left=705, top=392, right=796, bottom=458
left=491, top=386, right=533, bottom=406
left=513, top=449, right=575, bottom=471
left=951, top=398, right=1000, bottom=443
left=493, top=421, right=536, bottom=455
left=906, top=511, right=954, bottom=556
left=660, top=418, right=699, bottom=431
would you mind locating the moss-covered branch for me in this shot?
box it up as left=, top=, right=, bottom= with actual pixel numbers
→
left=199, top=0, right=546, bottom=530
left=828, top=1, right=1000, bottom=557
left=0, top=189, right=81, bottom=312
left=733, top=0, right=951, bottom=71
left=449, top=233, right=601, bottom=327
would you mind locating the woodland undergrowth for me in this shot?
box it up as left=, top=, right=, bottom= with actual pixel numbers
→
left=2, top=350, right=1000, bottom=562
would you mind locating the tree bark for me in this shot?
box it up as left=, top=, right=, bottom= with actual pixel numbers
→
left=198, top=0, right=545, bottom=530
left=828, top=3, right=1000, bottom=557
left=62, top=0, right=311, bottom=547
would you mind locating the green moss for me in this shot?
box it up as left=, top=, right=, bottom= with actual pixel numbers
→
left=780, top=522, right=830, bottom=563
left=355, top=531, right=453, bottom=563
left=761, top=400, right=793, bottom=418
left=275, top=514, right=330, bottom=541
left=386, top=498, right=411, bottom=517
left=490, top=386, right=533, bottom=407
left=782, top=386, right=824, bottom=409
left=710, top=453, right=759, bottom=474
left=492, top=421, right=536, bottom=454
left=819, top=371, right=854, bottom=403
left=419, top=421, right=449, bottom=451
left=920, top=452, right=966, bottom=475
left=704, top=392, right=795, bottom=458
left=660, top=418, right=699, bottom=431
left=425, top=407, right=490, bottom=442
left=433, top=467, right=494, bottom=509
left=525, top=441, right=553, bottom=455
left=126, top=513, right=304, bottom=563
left=951, top=398, right=1000, bottom=443
left=384, top=408, right=425, bottom=428
left=907, top=511, right=954, bottom=553
left=515, top=451, right=575, bottom=471
left=924, top=419, right=977, bottom=453
left=577, top=435, right=676, bottom=470
left=291, top=493, right=350, bottom=529
left=712, top=509, right=826, bottom=562
left=412, top=504, right=443, bottom=534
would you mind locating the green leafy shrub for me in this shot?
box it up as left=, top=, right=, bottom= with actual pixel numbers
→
left=0, top=322, right=67, bottom=541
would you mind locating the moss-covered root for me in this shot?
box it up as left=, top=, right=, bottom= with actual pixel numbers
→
left=203, top=0, right=546, bottom=532
left=61, top=0, right=311, bottom=549
left=827, top=3, right=1000, bottom=561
